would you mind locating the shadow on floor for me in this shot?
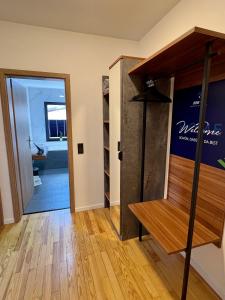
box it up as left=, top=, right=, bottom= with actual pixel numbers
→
left=24, top=168, right=70, bottom=214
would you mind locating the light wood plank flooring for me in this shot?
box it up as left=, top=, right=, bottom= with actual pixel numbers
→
left=110, top=205, right=120, bottom=234
left=0, top=208, right=220, bottom=300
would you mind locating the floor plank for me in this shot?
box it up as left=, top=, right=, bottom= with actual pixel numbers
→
left=0, top=208, right=220, bottom=300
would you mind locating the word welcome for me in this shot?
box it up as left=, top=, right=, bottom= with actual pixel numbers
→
left=176, top=121, right=222, bottom=136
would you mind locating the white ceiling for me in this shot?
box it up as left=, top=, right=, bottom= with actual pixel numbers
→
left=0, top=0, right=180, bottom=40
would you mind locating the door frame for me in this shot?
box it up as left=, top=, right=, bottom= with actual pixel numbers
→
left=0, top=69, right=75, bottom=222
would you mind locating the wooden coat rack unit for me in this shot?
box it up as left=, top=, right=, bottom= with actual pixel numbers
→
left=128, top=27, right=225, bottom=300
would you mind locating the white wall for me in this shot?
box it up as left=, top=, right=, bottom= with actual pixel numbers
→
left=140, top=0, right=225, bottom=57
left=0, top=20, right=140, bottom=219
left=28, top=86, right=67, bottom=151
left=138, top=0, right=225, bottom=298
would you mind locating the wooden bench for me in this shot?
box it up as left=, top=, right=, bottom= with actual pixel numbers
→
left=129, top=155, right=225, bottom=254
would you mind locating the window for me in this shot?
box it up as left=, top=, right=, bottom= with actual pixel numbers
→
left=45, top=102, right=67, bottom=141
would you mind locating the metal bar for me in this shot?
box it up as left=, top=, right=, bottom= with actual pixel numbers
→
left=181, top=42, right=213, bottom=300
left=139, top=100, right=147, bottom=241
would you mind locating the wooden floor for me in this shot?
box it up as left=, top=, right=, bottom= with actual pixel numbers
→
left=110, top=205, right=120, bottom=234
left=0, top=208, right=219, bottom=300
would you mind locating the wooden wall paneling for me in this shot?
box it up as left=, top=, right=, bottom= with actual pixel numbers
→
left=168, top=155, right=225, bottom=246
left=175, top=54, right=225, bottom=90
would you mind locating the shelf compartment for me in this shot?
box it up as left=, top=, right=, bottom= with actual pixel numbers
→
left=129, top=199, right=220, bottom=255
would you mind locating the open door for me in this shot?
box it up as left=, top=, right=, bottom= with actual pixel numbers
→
left=7, top=78, right=33, bottom=210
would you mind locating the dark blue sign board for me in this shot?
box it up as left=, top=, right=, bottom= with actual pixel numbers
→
left=170, top=80, right=225, bottom=170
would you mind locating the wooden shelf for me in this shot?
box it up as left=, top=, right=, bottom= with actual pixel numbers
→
left=105, top=192, right=110, bottom=201
left=32, top=149, right=48, bottom=161
left=104, top=146, right=110, bottom=151
left=109, top=55, right=145, bottom=70
left=104, top=120, right=109, bottom=124
left=104, top=169, right=110, bottom=177
left=129, top=199, right=220, bottom=255
left=128, top=27, right=225, bottom=81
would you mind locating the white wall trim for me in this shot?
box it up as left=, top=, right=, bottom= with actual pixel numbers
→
left=75, top=201, right=120, bottom=212
left=75, top=202, right=104, bottom=212
left=4, top=218, right=15, bottom=224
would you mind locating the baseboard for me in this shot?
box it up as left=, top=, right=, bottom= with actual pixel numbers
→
left=75, top=203, right=104, bottom=212
left=110, top=201, right=120, bottom=206
left=179, top=253, right=224, bottom=299
left=190, top=258, right=224, bottom=299
left=4, top=218, right=14, bottom=224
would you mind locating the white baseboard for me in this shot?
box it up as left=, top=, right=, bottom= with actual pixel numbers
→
left=110, top=201, right=120, bottom=206
left=190, top=258, right=225, bottom=299
left=75, top=202, right=104, bottom=212
left=4, top=218, right=14, bottom=224
left=180, top=252, right=224, bottom=299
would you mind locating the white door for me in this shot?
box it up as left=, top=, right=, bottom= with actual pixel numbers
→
left=10, top=79, right=34, bottom=210
left=109, top=61, right=121, bottom=206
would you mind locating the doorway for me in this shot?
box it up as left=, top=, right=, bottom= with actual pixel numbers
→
left=0, top=70, right=75, bottom=221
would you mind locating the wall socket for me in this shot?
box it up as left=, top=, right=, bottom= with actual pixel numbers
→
left=77, top=143, right=84, bottom=154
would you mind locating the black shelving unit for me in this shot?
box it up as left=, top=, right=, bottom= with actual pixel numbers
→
left=102, top=76, right=110, bottom=208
